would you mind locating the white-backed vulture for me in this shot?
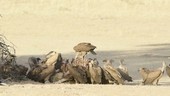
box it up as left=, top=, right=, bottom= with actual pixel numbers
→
left=28, top=57, right=41, bottom=69
left=138, top=61, right=166, bottom=85
left=103, top=59, right=124, bottom=85
left=67, top=64, right=88, bottom=84
left=49, top=59, right=73, bottom=83
left=27, top=51, right=61, bottom=83
left=73, top=42, right=96, bottom=59
left=73, top=42, right=96, bottom=55
left=166, top=64, right=170, bottom=77
left=88, top=59, right=102, bottom=84
left=118, top=59, right=128, bottom=74
left=117, top=59, right=132, bottom=82
left=71, top=58, right=90, bottom=67
left=43, top=51, right=60, bottom=66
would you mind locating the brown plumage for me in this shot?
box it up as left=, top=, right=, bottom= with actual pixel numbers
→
left=102, top=68, right=115, bottom=83
left=49, top=71, right=73, bottom=83
left=166, top=65, right=170, bottom=77
left=67, top=64, right=88, bottom=84
left=49, top=59, right=72, bottom=83
left=118, top=59, right=129, bottom=74
left=49, top=72, right=65, bottom=83
left=116, top=68, right=133, bottom=82
left=138, top=61, right=166, bottom=85
left=27, top=51, right=61, bottom=83
left=28, top=57, right=41, bottom=69
left=102, top=59, right=117, bottom=84
left=117, top=59, right=132, bottom=82
left=44, top=52, right=60, bottom=66
left=38, top=64, right=56, bottom=83
left=88, top=59, right=102, bottom=84
left=139, top=68, right=161, bottom=85
left=71, top=58, right=90, bottom=67
left=103, top=59, right=124, bottom=85
left=26, top=65, right=46, bottom=82
left=73, top=42, right=97, bottom=55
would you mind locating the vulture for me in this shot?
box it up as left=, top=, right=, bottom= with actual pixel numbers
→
left=116, top=68, right=133, bottom=82
left=117, top=59, right=133, bottom=82
left=73, top=42, right=96, bottom=54
left=67, top=64, right=88, bottom=84
left=88, top=59, right=102, bottom=84
left=166, top=64, right=170, bottom=77
left=138, top=61, right=166, bottom=85
left=73, top=42, right=97, bottom=59
left=28, top=57, right=41, bottom=69
left=27, top=51, right=61, bottom=83
left=118, top=59, right=128, bottom=74
left=103, top=59, right=124, bottom=85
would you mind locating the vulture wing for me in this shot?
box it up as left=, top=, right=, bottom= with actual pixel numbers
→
left=117, top=68, right=133, bottom=82
left=73, top=42, right=96, bottom=55
left=166, top=66, right=170, bottom=77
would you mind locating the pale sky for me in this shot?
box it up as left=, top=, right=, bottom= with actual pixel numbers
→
left=0, top=0, right=170, bottom=55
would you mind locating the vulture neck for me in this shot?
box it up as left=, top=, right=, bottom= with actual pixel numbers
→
left=119, top=60, right=125, bottom=66
left=161, top=61, right=166, bottom=72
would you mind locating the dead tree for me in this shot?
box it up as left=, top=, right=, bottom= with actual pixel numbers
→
left=0, top=34, right=16, bottom=65
left=0, top=34, right=28, bottom=82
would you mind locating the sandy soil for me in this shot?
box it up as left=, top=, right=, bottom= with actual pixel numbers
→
left=1, top=0, right=170, bottom=96
left=1, top=83, right=170, bottom=96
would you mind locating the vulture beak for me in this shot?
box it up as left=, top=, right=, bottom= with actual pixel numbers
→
left=90, top=50, right=97, bottom=55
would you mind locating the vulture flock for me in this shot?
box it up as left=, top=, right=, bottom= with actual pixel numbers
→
left=0, top=42, right=170, bottom=86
